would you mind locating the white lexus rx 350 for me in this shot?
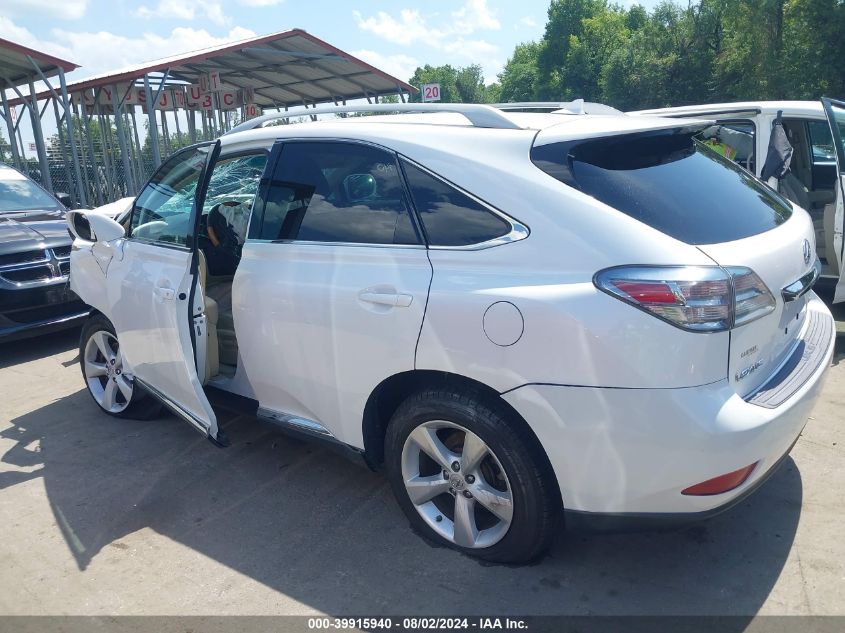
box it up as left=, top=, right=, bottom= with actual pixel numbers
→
left=67, top=103, right=838, bottom=563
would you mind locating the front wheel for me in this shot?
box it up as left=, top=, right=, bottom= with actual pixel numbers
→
left=79, top=315, right=161, bottom=419
left=385, top=388, right=560, bottom=564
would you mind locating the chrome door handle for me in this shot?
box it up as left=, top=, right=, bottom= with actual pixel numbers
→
left=155, top=286, right=175, bottom=301
left=358, top=291, right=413, bottom=307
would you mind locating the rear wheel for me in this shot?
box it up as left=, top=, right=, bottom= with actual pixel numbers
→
left=79, top=315, right=161, bottom=420
left=385, top=388, right=560, bottom=563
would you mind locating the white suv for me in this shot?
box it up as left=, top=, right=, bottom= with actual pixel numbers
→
left=67, top=103, right=836, bottom=563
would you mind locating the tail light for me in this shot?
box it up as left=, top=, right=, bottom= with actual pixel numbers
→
left=594, top=266, right=775, bottom=332
left=727, top=267, right=777, bottom=326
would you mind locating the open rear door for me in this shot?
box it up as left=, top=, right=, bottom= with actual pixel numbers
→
left=105, top=141, right=227, bottom=444
left=822, top=98, right=845, bottom=303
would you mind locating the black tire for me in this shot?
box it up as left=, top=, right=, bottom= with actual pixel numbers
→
left=79, top=314, right=162, bottom=420
left=385, top=387, right=560, bottom=564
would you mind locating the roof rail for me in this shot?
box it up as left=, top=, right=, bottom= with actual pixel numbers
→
left=227, top=102, right=523, bottom=135
left=493, top=100, right=622, bottom=115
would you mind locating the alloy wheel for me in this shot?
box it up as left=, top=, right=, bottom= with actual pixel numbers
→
left=83, top=330, right=133, bottom=413
left=401, top=420, right=514, bottom=549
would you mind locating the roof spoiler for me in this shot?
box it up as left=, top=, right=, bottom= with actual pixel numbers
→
left=493, top=100, right=621, bottom=115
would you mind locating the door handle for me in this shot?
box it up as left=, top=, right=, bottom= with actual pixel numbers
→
left=358, top=291, right=413, bottom=308
left=155, top=286, right=175, bottom=301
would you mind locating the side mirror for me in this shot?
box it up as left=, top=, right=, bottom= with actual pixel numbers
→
left=55, top=192, right=73, bottom=208
left=67, top=210, right=126, bottom=243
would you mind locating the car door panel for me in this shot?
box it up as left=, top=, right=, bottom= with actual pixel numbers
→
left=234, top=242, right=431, bottom=447
left=107, top=240, right=217, bottom=437
left=821, top=98, right=845, bottom=302
left=235, top=139, right=432, bottom=447
left=105, top=141, right=223, bottom=442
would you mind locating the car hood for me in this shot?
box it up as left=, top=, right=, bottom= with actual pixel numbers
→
left=0, top=209, right=72, bottom=255
left=86, top=196, right=134, bottom=220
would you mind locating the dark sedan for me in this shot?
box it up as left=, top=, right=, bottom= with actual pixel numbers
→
left=0, top=163, right=87, bottom=341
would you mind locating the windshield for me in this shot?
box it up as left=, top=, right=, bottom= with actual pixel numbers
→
left=0, top=178, right=61, bottom=213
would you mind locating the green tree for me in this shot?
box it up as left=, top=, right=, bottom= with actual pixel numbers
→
left=408, top=65, right=460, bottom=103
left=781, top=0, right=845, bottom=99
left=408, top=64, right=498, bottom=103
left=455, top=65, right=487, bottom=103
left=499, top=42, right=541, bottom=102
left=714, top=0, right=787, bottom=100
left=536, top=0, right=607, bottom=98
left=494, top=0, right=845, bottom=112
left=563, top=6, right=630, bottom=101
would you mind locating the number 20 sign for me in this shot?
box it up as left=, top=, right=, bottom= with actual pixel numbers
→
left=422, top=83, right=441, bottom=102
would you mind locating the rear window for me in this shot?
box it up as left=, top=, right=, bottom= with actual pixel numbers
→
left=531, top=130, right=792, bottom=245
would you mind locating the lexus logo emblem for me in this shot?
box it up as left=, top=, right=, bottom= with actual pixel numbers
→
left=803, top=239, right=811, bottom=266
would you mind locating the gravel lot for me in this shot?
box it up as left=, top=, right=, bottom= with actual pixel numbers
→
left=0, top=324, right=843, bottom=616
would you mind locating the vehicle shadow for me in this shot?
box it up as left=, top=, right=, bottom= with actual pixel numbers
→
left=0, top=327, right=80, bottom=370
left=2, top=387, right=803, bottom=618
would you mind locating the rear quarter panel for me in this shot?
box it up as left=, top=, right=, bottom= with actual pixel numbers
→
left=413, top=162, right=731, bottom=391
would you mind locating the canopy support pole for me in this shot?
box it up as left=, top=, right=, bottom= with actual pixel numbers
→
left=58, top=67, right=87, bottom=206
left=80, top=98, right=104, bottom=206
left=144, top=74, right=162, bottom=168
left=111, top=84, right=134, bottom=197
left=26, top=76, right=52, bottom=191
left=0, top=87, right=22, bottom=169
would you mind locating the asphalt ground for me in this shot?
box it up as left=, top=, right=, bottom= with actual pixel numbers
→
left=0, top=324, right=843, bottom=616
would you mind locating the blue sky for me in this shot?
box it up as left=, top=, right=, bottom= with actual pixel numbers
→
left=1, top=0, right=663, bottom=87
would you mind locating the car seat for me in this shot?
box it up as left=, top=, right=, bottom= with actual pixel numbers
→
left=780, top=171, right=827, bottom=262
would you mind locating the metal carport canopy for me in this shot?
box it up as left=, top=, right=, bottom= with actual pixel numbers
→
left=27, top=29, right=417, bottom=106
left=0, top=38, right=79, bottom=85
left=0, top=38, right=82, bottom=201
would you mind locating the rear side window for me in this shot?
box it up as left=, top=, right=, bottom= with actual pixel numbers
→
left=256, top=142, right=419, bottom=245
left=401, top=160, right=511, bottom=246
left=531, top=131, right=793, bottom=245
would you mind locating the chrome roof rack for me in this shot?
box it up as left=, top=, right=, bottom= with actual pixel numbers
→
left=227, top=102, right=523, bottom=134
left=493, top=99, right=622, bottom=115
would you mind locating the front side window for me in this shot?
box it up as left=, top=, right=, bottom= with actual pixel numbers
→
left=401, top=160, right=511, bottom=246
left=130, top=144, right=212, bottom=246
left=202, top=153, right=267, bottom=215
left=257, top=142, right=419, bottom=245
left=199, top=153, right=267, bottom=249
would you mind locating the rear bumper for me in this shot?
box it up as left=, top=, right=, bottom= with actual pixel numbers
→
left=0, top=281, right=87, bottom=341
left=503, top=295, right=835, bottom=518
left=562, top=435, right=798, bottom=532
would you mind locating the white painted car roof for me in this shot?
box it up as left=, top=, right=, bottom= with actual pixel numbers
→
left=631, top=100, right=826, bottom=119
left=219, top=111, right=714, bottom=152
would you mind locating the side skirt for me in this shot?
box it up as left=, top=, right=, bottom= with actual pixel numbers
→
left=200, top=385, right=372, bottom=469
left=134, top=376, right=230, bottom=447
left=256, top=406, right=372, bottom=470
